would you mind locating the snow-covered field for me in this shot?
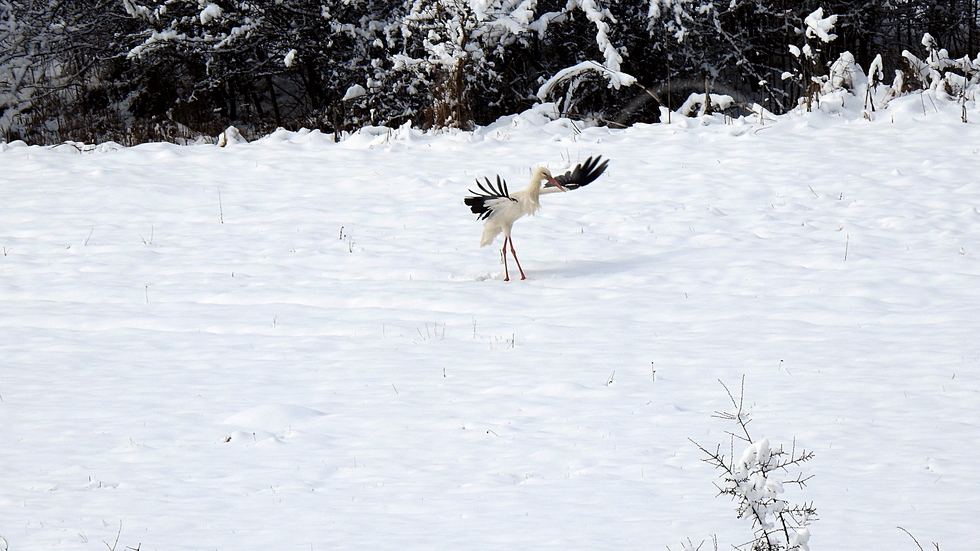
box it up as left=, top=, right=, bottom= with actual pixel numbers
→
left=2, top=94, right=979, bottom=551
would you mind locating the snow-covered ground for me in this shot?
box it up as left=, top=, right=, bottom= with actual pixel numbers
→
left=2, top=94, right=979, bottom=551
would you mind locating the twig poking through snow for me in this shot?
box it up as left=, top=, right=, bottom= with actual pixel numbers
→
left=103, top=520, right=122, bottom=551
left=217, top=187, right=224, bottom=224
left=897, top=527, right=925, bottom=551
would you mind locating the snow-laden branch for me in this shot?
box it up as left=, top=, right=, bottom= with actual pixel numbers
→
left=121, top=0, right=167, bottom=22
left=677, top=92, right=733, bottom=116
left=127, top=30, right=189, bottom=59
left=567, top=0, right=623, bottom=73
left=536, top=60, right=636, bottom=101
left=199, top=3, right=223, bottom=25
left=804, top=8, right=837, bottom=43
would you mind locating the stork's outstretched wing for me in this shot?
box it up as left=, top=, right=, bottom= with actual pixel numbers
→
left=464, top=175, right=517, bottom=220
left=543, top=156, right=609, bottom=192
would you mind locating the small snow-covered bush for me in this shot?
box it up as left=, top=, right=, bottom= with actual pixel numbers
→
left=691, top=378, right=817, bottom=551
left=676, top=92, right=734, bottom=117
left=900, top=33, right=980, bottom=99
left=783, top=8, right=840, bottom=112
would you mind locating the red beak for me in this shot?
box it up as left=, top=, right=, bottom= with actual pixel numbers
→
left=548, top=176, right=566, bottom=191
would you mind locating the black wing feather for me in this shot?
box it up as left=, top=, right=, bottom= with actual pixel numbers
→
left=546, top=156, right=609, bottom=191
left=464, top=175, right=516, bottom=220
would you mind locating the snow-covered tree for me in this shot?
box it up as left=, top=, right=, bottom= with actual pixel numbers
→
left=1, top=0, right=125, bottom=142
left=644, top=0, right=794, bottom=111
left=392, top=0, right=640, bottom=127
left=395, top=0, right=498, bottom=128
left=122, top=0, right=402, bottom=133
left=5, top=0, right=980, bottom=142
left=531, top=0, right=637, bottom=119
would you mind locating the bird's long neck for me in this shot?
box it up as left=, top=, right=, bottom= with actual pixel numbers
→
left=520, top=167, right=550, bottom=212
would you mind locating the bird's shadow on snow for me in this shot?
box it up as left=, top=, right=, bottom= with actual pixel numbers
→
left=530, top=256, right=656, bottom=279
left=464, top=259, right=641, bottom=282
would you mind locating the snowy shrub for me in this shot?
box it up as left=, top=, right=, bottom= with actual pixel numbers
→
left=691, top=378, right=817, bottom=551
left=675, top=92, right=733, bottom=117
left=863, top=54, right=889, bottom=111
left=900, top=33, right=980, bottom=100
left=893, top=33, right=980, bottom=122
left=824, top=52, right=864, bottom=95
left=782, top=8, right=841, bottom=112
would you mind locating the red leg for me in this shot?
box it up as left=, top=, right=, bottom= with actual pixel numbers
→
left=501, top=239, right=510, bottom=281
left=508, top=236, right=526, bottom=280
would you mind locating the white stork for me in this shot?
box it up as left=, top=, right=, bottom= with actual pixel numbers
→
left=464, top=156, right=609, bottom=280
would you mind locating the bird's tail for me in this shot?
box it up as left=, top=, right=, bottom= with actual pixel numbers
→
left=480, top=226, right=501, bottom=247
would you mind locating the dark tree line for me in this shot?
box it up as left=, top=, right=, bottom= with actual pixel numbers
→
left=2, top=0, right=979, bottom=144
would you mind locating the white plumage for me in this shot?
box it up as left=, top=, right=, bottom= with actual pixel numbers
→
left=464, top=156, right=609, bottom=281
